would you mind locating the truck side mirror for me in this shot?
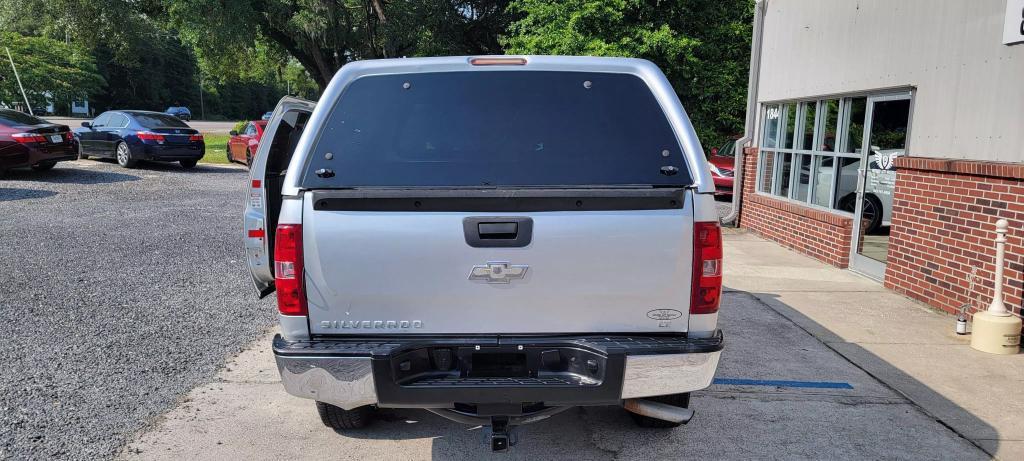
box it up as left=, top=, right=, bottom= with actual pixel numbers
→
left=229, top=130, right=238, bottom=136
left=710, top=147, right=719, bottom=156
left=81, top=121, right=92, bottom=128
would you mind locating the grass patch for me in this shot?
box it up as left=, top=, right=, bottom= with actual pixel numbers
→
left=200, top=133, right=232, bottom=164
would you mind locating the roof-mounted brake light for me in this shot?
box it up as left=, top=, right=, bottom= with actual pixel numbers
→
left=469, top=57, right=528, bottom=66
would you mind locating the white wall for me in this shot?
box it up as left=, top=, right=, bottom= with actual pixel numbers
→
left=756, top=0, right=1024, bottom=162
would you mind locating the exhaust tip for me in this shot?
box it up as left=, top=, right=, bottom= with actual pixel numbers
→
left=623, top=398, right=695, bottom=424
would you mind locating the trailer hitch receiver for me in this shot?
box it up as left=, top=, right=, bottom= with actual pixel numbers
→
left=488, top=417, right=516, bottom=452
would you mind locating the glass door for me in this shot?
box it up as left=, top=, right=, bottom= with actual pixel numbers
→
left=848, top=94, right=911, bottom=279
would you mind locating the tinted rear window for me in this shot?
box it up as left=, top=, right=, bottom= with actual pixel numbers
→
left=0, top=109, right=46, bottom=127
left=132, top=113, right=190, bottom=128
left=301, top=71, right=691, bottom=188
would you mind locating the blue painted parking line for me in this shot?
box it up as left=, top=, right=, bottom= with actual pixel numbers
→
left=713, top=378, right=854, bottom=389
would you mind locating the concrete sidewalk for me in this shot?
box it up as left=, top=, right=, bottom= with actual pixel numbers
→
left=725, top=228, right=1024, bottom=460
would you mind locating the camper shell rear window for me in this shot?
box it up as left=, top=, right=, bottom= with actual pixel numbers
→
left=301, top=71, right=692, bottom=188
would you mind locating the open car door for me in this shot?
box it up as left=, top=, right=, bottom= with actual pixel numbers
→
left=244, top=97, right=315, bottom=297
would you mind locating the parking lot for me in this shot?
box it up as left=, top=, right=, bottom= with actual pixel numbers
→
left=0, top=161, right=989, bottom=460
left=0, top=160, right=275, bottom=459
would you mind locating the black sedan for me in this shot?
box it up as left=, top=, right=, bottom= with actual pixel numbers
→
left=75, top=110, right=205, bottom=169
left=0, top=109, right=77, bottom=177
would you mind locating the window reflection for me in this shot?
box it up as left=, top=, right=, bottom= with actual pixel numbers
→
left=813, top=155, right=834, bottom=208
left=776, top=153, right=793, bottom=197
left=782, top=103, right=796, bottom=149
left=763, top=105, right=780, bottom=148
left=842, top=98, right=866, bottom=154
left=794, top=154, right=812, bottom=201
left=759, top=94, right=909, bottom=216
left=800, top=102, right=816, bottom=150
left=821, top=99, right=838, bottom=151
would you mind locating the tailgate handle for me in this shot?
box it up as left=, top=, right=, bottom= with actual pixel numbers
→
left=478, top=222, right=518, bottom=239
left=464, top=217, right=533, bottom=248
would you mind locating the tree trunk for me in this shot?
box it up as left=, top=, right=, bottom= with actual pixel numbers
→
left=312, top=70, right=331, bottom=94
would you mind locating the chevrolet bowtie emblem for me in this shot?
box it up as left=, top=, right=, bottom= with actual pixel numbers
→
left=469, top=262, right=528, bottom=284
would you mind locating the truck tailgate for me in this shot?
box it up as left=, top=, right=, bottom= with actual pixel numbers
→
left=302, top=190, right=694, bottom=335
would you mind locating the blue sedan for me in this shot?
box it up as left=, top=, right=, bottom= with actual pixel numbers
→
left=74, top=111, right=205, bottom=169
left=166, top=106, right=192, bottom=121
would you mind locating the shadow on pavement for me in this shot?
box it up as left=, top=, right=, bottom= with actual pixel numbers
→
left=739, top=287, right=997, bottom=457
left=0, top=188, right=58, bottom=202
left=1, top=166, right=140, bottom=185
left=337, top=406, right=647, bottom=460
left=78, top=158, right=245, bottom=174
left=137, top=161, right=245, bottom=174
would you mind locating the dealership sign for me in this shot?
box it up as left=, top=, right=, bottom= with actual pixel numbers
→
left=1006, top=0, right=1024, bottom=45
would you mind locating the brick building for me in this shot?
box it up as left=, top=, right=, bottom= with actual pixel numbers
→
left=734, top=0, right=1024, bottom=317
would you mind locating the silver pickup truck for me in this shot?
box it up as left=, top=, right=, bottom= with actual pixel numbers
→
left=244, top=56, right=723, bottom=451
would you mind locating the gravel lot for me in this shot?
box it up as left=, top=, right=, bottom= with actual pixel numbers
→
left=0, top=160, right=274, bottom=460
left=714, top=195, right=733, bottom=220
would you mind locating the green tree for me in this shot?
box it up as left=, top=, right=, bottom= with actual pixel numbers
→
left=0, top=32, right=105, bottom=113
left=89, top=32, right=201, bottom=114
left=502, top=0, right=753, bottom=148
left=283, top=60, right=320, bottom=100
left=0, top=0, right=160, bottom=65
left=0, top=0, right=200, bottom=114
left=166, top=0, right=516, bottom=91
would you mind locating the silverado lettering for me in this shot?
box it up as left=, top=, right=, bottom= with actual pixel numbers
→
left=320, top=320, right=424, bottom=329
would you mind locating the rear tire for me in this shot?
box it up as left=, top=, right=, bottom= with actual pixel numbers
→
left=861, top=194, right=884, bottom=234
left=839, top=193, right=884, bottom=234
left=31, top=162, right=56, bottom=171
left=115, top=142, right=136, bottom=168
left=245, top=149, right=252, bottom=168
left=225, top=144, right=232, bottom=164
left=180, top=159, right=198, bottom=169
left=629, top=393, right=690, bottom=428
left=316, top=402, right=373, bottom=430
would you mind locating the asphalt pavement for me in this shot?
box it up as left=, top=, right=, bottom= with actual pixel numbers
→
left=0, top=159, right=271, bottom=460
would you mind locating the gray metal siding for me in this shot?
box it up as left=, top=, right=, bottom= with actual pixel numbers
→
left=754, top=0, right=1023, bottom=162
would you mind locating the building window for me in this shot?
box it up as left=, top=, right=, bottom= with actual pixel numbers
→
left=781, top=102, right=796, bottom=149
left=757, top=94, right=900, bottom=212
left=757, top=104, right=781, bottom=193
left=775, top=152, right=793, bottom=196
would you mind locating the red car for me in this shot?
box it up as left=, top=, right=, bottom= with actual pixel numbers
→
left=708, top=139, right=738, bottom=196
left=226, top=120, right=267, bottom=167
left=0, top=109, right=77, bottom=177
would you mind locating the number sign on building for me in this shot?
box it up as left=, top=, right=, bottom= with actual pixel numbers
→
left=1005, top=0, right=1024, bottom=45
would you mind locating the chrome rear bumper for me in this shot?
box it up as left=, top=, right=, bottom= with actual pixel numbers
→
left=276, top=356, right=377, bottom=410
left=273, top=332, right=723, bottom=411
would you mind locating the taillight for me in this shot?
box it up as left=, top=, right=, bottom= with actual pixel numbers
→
left=12, top=133, right=46, bottom=143
left=691, top=221, right=723, bottom=315
left=136, top=131, right=165, bottom=142
left=189, top=134, right=203, bottom=142
left=64, top=131, right=74, bottom=141
left=274, top=224, right=307, bottom=316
